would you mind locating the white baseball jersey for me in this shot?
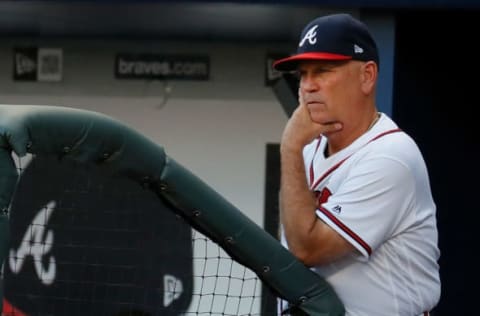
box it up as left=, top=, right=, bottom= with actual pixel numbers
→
left=279, top=113, right=441, bottom=316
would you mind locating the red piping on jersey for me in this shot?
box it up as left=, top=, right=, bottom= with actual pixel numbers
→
left=2, top=299, right=27, bottom=316
left=309, top=136, right=323, bottom=185
left=318, top=206, right=373, bottom=255
left=310, top=128, right=402, bottom=256
left=309, top=129, right=402, bottom=189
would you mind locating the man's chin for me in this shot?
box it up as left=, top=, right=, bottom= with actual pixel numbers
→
left=312, top=118, right=338, bottom=126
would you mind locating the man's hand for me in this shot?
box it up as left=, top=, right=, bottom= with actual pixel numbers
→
left=281, top=94, right=341, bottom=153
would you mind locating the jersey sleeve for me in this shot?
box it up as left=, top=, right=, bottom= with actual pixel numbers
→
left=315, top=154, right=416, bottom=258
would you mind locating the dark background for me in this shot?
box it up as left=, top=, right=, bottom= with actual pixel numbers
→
left=393, top=9, right=478, bottom=315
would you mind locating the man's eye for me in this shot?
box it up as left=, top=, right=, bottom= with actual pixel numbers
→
left=315, top=67, right=331, bottom=73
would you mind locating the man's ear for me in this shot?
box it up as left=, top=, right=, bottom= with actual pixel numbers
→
left=360, top=61, right=377, bottom=94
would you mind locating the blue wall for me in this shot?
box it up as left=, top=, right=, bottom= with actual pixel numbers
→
left=363, top=13, right=396, bottom=116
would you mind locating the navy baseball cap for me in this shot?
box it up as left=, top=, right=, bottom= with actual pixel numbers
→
left=273, top=13, right=379, bottom=71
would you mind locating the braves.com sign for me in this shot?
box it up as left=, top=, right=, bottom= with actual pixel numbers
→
left=115, top=53, right=209, bottom=80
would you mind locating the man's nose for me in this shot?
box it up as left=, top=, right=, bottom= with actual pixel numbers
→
left=300, top=76, right=319, bottom=92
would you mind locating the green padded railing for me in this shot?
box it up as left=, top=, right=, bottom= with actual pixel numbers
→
left=0, top=104, right=344, bottom=316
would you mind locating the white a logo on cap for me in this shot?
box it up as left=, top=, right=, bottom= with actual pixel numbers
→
left=299, top=25, right=318, bottom=47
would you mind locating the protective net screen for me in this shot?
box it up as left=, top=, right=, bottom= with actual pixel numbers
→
left=2, top=154, right=267, bottom=316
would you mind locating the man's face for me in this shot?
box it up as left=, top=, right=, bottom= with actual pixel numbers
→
left=297, top=60, right=363, bottom=125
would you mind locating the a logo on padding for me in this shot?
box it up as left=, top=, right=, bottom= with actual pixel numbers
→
left=9, top=200, right=56, bottom=285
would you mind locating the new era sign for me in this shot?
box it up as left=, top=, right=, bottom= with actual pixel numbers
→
left=13, top=47, right=63, bottom=82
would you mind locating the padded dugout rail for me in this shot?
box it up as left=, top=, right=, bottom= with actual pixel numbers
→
left=0, top=104, right=344, bottom=316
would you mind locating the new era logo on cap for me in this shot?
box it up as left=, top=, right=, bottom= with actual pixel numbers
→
left=354, top=44, right=364, bottom=54
left=273, top=13, right=379, bottom=71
